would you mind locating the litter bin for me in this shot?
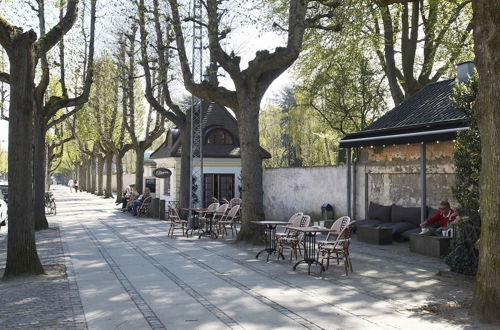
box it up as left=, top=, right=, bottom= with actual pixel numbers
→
left=321, top=203, right=334, bottom=220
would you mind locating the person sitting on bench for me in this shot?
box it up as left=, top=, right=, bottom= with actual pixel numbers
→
left=420, top=200, right=458, bottom=235
left=131, top=188, right=151, bottom=216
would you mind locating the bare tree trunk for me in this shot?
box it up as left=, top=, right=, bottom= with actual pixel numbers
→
left=86, top=161, right=91, bottom=192
left=471, top=0, right=500, bottom=323
left=105, top=152, right=113, bottom=198
left=115, top=153, right=124, bottom=203
left=90, top=155, right=96, bottom=194
left=96, top=155, right=104, bottom=196
left=236, top=100, right=264, bottom=242
left=34, top=116, right=49, bottom=231
left=179, top=123, right=191, bottom=210
left=4, top=31, right=44, bottom=277
left=135, top=148, right=144, bottom=193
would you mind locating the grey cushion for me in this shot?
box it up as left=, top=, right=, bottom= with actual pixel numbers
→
left=368, top=202, right=392, bottom=223
left=401, top=227, right=422, bottom=241
left=392, top=205, right=421, bottom=226
left=352, top=219, right=382, bottom=231
left=379, top=222, right=416, bottom=240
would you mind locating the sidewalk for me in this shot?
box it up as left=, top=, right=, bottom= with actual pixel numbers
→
left=0, top=186, right=487, bottom=329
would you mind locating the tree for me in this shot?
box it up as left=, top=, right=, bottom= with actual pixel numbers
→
left=0, top=0, right=82, bottom=277
left=469, top=0, right=500, bottom=323
left=167, top=0, right=342, bottom=240
left=120, top=23, right=164, bottom=194
left=137, top=0, right=191, bottom=209
left=31, top=0, right=96, bottom=230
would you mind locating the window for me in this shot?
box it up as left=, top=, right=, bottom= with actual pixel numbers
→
left=205, top=129, right=234, bottom=145
left=204, top=174, right=235, bottom=207
left=163, top=176, right=171, bottom=196
left=145, top=178, right=156, bottom=193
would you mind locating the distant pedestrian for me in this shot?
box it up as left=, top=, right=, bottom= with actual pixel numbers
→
left=68, top=179, right=74, bottom=193
left=74, top=180, right=79, bottom=193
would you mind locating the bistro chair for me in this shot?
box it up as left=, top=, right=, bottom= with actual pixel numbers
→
left=211, top=203, right=229, bottom=227
left=198, top=202, right=219, bottom=227
left=137, top=196, right=152, bottom=217
left=318, top=222, right=355, bottom=275
left=317, top=216, right=351, bottom=250
left=274, top=212, right=304, bottom=242
left=167, top=208, right=188, bottom=237
left=276, top=215, right=311, bottom=262
left=218, top=204, right=240, bottom=237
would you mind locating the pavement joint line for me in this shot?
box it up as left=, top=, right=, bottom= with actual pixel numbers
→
left=97, top=219, right=245, bottom=330
left=128, top=218, right=406, bottom=330
left=58, top=222, right=89, bottom=330
left=103, top=219, right=337, bottom=330
left=81, top=224, right=167, bottom=330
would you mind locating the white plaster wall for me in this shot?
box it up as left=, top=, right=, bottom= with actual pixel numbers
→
left=263, top=166, right=352, bottom=221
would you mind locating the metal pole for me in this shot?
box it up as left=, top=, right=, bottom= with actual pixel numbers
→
left=420, top=143, right=427, bottom=223
left=346, top=148, right=352, bottom=218
left=189, top=0, right=203, bottom=208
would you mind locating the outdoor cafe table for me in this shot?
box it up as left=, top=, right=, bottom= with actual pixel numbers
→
left=287, top=226, right=339, bottom=275
left=182, top=208, right=205, bottom=237
left=194, top=209, right=218, bottom=239
left=251, top=221, right=290, bottom=262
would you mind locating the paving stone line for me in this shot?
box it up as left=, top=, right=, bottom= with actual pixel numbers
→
left=81, top=224, right=167, bottom=330
left=132, top=219, right=403, bottom=330
left=57, top=223, right=89, bottom=330
left=98, top=219, right=244, bottom=330
left=104, top=219, right=331, bottom=330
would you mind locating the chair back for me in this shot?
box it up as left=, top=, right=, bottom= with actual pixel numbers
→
left=214, top=203, right=229, bottom=219
left=224, top=205, right=240, bottom=222
left=326, top=216, right=351, bottom=241
left=206, top=202, right=219, bottom=212
left=296, top=215, right=311, bottom=241
left=169, top=208, right=181, bottom=221
left=332, top=224, right=353, bottom=251
left=229, top=198, right=242, bottom=208
left=141, top=196, right=152, bottom=207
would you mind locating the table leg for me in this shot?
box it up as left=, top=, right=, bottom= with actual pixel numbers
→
left=292, top=232, right=324, bottom=275
left=256, top=224, right=277, bottom=262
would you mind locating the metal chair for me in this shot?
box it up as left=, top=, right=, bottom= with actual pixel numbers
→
left=218, top=205, right=240, bottom=237
left=276, top=215, right=311, bottom=262
left=167, top=208, right=188, bottom=237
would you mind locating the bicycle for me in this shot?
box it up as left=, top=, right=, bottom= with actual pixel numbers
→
left=44, top=191, right=56, bottom=215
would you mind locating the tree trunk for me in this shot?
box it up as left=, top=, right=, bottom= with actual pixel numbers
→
left=236, top=99, right=264, bottom=242
left=79, top=163, right=85, bottom=192
left=4, top=31, right=44, bottom=277
left=33, top=115, right=49, bottom=231
left=96, top=155, right=104, bottom=196
left=115, top=153, right=124, bottom=203
left=179, top=121, right=191, bottom=210
left=86, top=161, right=91, bottom=192
left=90, top=155, right=97, bottom=194
left=105, top=152, right=113, bottom=198
left=135, top=147, right=144, bottom=193
left=470, top=0, right=500, bottom=323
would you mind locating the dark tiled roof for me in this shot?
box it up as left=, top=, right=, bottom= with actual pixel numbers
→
left=151, top=100, right=271, bottom=159
left=362, top=79, right=465, bottom=132
left=339, top=79, right=469, bottom=147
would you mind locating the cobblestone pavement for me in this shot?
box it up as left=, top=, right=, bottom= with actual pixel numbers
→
left=0, top=224, right=86, bottom=329
left=0, top=186, right=492, bottom=329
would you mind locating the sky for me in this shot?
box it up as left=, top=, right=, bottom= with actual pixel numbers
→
left=0, top=0, right=293, bottom=149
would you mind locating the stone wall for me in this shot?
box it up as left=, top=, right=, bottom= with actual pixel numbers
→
left=262, top=141, right=457, bottom=221
left=360, top=141, right=456, bottom=209
left=263, top=166, right=351, bottom=221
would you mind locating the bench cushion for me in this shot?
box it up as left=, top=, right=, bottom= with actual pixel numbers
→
left=392, top=204, right=421, bottom=226
left=352, top=219, right=382, bottom=230
left=368, top=202, right=392, bottom=223
left=401, top=227, right=422, bottom=240
left=379, top=222, right=416, bottom=240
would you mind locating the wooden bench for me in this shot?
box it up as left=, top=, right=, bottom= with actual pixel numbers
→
left=409, top=234, right=451, bottom=258
left=357, top=225, right=392, bottom=245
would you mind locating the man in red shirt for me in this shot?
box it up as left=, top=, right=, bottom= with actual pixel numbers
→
left=420, top=201, right=458, bottom=235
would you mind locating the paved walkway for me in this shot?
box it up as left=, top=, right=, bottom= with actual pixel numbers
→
left=0, top=186, right=486, bottom=329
